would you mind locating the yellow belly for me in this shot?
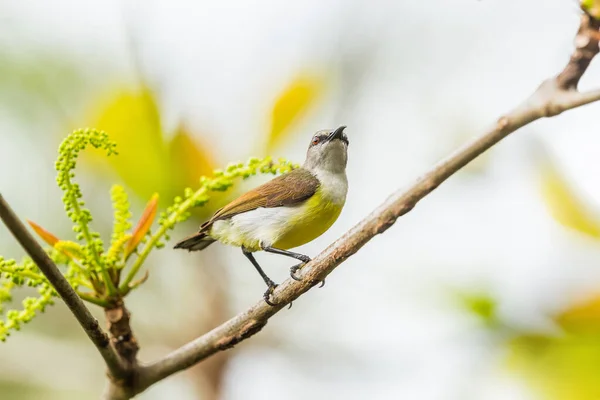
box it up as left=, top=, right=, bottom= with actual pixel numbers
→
left=272, top=188, right=343, bottom=250
left=209, top=187, right=345, bottom=252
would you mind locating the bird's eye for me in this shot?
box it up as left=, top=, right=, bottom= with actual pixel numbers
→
left=311, top=137, right=320, bottom=145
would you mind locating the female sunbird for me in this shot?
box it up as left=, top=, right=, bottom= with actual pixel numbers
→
left=175, top=126, right=349, bottom=305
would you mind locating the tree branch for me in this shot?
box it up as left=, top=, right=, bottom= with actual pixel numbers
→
left=134, top=9, right=600, bottom=395
left=0, top=194, right=129, bottom=379
left=556, top=11, right=600, bottom=89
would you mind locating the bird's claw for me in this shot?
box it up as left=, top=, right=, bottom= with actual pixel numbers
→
left=263, top=283, right=279, bottom=306
left=291, top=262, right=325, bottom=288
left=290, top=263, right=303, bottom=281
left=310, top=278, right=325, bottom=288
left=263, top=284, right=293, bottom=308
left=290, top=256, right=311, bottom=280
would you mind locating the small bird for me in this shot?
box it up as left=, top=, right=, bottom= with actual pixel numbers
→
left=174, top=126, right=349, bottom=305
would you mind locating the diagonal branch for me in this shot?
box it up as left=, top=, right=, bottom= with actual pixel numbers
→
left=0, top=194, right=129, bottom=379
left=556, top=11, right=600, bottom=90
left=134, top=9, right=600, bottom=395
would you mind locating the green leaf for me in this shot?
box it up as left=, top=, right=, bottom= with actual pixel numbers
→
left=508, top=328, right=600, bottom=400
left=540, top=158, right=600, bottom=239
left=85, top=88, right=215, bottom=205
left=86, top=88, right=171, bottom=201
left=455, top=290, right=499, bottom=328
left=582, top=0, right=600, bottom=19
left=555, top=293, right=600, bottom=334
left=505, top=291, right=600, bottom=400
left=168, top=125, right=215, bottom=195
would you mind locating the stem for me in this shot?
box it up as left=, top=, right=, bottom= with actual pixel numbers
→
left=119, top=187, right=208, bottom=293
left=77, top=291, right=111, bottom=307
left=68, top=261, right=96, bottom=290
left=0, top=266, right=45, bottom=282
left=67, top=180, right=118, bottom=297
left=74, top=279, right=96, bottom=291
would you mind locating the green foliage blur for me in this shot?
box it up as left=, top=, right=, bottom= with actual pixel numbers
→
left=458, top=152, right=600, bottom=400
left=85, top=88, right=215, bottom=206
left=582, top=0, right=600, bottom=18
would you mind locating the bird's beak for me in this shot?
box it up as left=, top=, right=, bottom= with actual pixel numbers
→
left=327, top=125, right=347, bottom=142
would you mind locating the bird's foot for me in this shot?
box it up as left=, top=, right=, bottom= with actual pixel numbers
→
left=290, top=263, right=304, bottom=281
left=308, top=278, right=325, bottom=288
left=290, top=263, right=325, bottom=287
left=298, top=255, right=311, bottom=263
left=290, top=255, right=311, bottom=281
left=263, top=282, right=279, bottom=306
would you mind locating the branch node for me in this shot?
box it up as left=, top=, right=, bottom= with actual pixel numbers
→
left=105, top=302, right=139, bottom=366
left=496, top=116, right=510, bottom=131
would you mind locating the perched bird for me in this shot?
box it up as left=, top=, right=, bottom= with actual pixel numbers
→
left=175, top=126, right=349, bottom=305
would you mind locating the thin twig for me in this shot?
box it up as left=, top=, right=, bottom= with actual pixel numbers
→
left=134, top=10, right=600, bottom=395
left=556, top=11, right=600, bottom=89
left=0, top=194, right=128, bottom=379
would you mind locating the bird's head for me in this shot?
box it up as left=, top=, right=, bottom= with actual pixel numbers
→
left=303, top=126, right=349, bottom=174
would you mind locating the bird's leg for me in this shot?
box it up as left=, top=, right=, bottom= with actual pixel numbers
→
left=260, top=244, right=322, bottom=285
left=261, top=246, right=311, bottom=263
left=242, top=248, right=279, bottom=306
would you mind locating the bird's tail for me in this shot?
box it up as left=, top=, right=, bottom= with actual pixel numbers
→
left=174, top=232, right=216, bottom=251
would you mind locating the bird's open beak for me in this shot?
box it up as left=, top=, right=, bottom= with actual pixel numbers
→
left=327, top=125, right=347, bottom=142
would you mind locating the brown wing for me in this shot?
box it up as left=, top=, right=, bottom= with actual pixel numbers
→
left=204, top=168, right=319, bottom=227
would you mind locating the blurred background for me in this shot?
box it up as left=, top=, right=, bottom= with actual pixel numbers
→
left=2, top=0, right=600, bottom=399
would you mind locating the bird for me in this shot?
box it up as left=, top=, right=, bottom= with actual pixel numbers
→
left=174, top=126, right=349, bottom=305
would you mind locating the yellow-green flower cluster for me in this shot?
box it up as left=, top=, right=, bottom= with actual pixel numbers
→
left=55, top=128, right=120, bottom=296
left=105, top=185, right=133, bottom=268
left=55, top=129, right=117, bottom=272
left=110, top=185, right=132, bottom=245
left=0, top=256, right=57, bottom=341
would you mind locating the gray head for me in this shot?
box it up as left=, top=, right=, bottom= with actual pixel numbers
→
left=303, top=126, right=349, bottom=173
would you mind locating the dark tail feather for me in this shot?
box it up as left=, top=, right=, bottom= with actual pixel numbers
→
left=174, top=232, right=216, bottom=251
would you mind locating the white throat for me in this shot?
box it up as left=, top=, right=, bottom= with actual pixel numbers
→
left=303, top=138, right=349, bottom=204
left=312, top=167, right=348, bottom=205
